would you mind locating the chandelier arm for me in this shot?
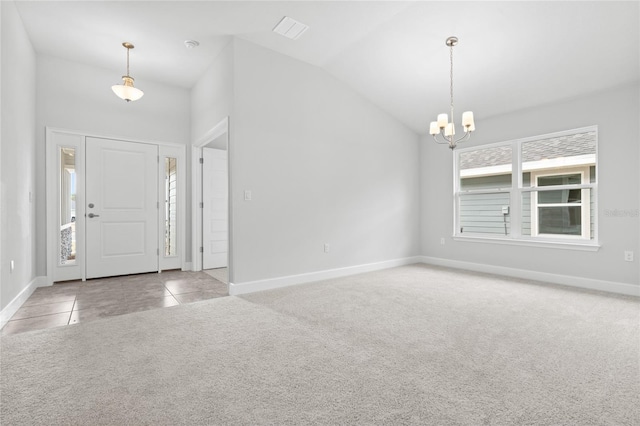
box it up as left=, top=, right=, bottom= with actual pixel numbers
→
left=454, top=131, right=472, bottom=145
left=432, top=135, right=452, bottom=145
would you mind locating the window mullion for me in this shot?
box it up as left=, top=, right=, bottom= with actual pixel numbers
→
left=511, top=140, right=521, bottom=238
left=522, top=183, right=593, bottom=192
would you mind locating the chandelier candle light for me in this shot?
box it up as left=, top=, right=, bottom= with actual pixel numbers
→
left=112, top=42, right=144, bottom=102
left=430, top=36, right=475, bottom=149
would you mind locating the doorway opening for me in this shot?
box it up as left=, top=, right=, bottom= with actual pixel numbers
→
left=191, top=117, right=231, bottom=286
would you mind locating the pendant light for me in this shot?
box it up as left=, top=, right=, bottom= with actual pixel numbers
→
left=111, top=42, right=144, bottom=102
left=429, top=36, right=475, bottom=149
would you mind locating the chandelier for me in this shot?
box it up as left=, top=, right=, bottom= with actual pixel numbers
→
left=111, top=42, right=144, bottom=102
left=429, top=36, right=475, bottom=149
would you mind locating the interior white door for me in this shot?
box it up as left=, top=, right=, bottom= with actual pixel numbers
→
left=85, top=137, right=158, bottom=278
left=202, top=147, right=228, bottom=269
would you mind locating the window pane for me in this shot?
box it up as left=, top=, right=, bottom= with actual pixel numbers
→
left=165, top=157, right=177, bottom=257
left=538, top=174, right=581, bottom=187
left=538, top=206, right=581, bottom=235
left=459, top=193, right=510, bottom=236
left=459, top=145, right=512, bottom=190
left=59, top=147, right=76, bottom=265
left=538, top=189, right=581, bottom=204
left=522, top=130, right=596, bottom=167
left=523, top=188, right=594, bottom=239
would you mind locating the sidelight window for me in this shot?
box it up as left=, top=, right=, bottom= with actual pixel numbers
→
left=59, top=147, right=76, bottom=265
left=164, top=157, right=178, bottom=257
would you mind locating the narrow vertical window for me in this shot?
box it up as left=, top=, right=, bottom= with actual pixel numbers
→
left=165, top=157, right=177, bottom=256
left=60, top=147, right=76, bottom=265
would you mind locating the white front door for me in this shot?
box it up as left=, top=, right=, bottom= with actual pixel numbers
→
left=202, top=147, right=228, bottom=269
left=85, top=137, right=158, bottom=278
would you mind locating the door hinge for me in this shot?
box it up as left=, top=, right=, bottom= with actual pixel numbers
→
left=199, top=158, right=204, bottom=164
left=199, top=202, right=203, bottom=208
left=157, top=155, right=160, bottom=163
left=157, top=201, right=160, bottom=209
left=157, top=248, right=160, bottom=255
left=199, top=247, right=204, bottom=253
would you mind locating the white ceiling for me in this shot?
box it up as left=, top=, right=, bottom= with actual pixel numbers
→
left=14, top=1, right=640, bottom=134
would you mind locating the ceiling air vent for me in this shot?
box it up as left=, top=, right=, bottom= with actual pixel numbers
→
left=272, top=16, right=309, bottom=40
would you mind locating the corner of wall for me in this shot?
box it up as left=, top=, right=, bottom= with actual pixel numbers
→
left=1, top=0, right=38, bottom=311
left=0, top=275, right=47, bottom=331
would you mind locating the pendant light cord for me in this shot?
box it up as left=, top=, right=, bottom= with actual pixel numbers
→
left=449, top=43, right=454, bottom=137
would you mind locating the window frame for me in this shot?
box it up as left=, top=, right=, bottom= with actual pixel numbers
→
left=453, top=126, right=599, bottom=251
left=529, top=166, right=591, bottom=239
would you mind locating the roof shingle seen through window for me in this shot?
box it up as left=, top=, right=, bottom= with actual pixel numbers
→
left=459, top=131, right=596, bottom=170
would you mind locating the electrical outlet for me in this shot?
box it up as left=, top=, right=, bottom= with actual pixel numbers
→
left=244, top=190, right=252, bottom=201
left=440, top=237, right=445, bottom=245
left=624, top=251, right=634, bottom=262
left=324, top=243, right=330, bottom=253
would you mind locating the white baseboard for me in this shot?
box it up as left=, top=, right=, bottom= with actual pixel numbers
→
left=228, top=256, right=423, bottom=296
left=0, top=276, right=48, bottom=329
left=418, top=256, right=640, bottom=297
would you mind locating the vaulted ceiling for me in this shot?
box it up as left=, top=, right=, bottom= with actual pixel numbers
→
left=14, top=1, right=640, bottom=134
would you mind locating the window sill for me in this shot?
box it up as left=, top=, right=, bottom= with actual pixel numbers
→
left=453, top=235, right=600, bottom=252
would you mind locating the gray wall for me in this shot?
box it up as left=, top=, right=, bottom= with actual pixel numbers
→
left=0, top=1, right=37, bottom=310
left=190, top=40, right=234, bottom=144
left=421, top=83, right=640, bottom=286
left=189, top=40, right=234, bottom=264
left=231, top=39, right=421, bottom=283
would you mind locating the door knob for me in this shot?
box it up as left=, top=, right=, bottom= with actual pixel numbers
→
left=88, top=213, right=100, bottom=218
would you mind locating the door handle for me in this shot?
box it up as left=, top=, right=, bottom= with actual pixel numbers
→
left=87, top=213, right=100, bottom=218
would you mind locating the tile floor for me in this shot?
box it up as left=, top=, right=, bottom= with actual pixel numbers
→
left=1, top=270, right=228, bottom=336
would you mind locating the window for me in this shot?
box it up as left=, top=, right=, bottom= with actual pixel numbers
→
left=164, top=157, right=178, bottom=257
left=59, top=147, right=77, bottom=265
left=455, top=127, right=597, bottom=247
left=530, top=168, right=591, bottom=238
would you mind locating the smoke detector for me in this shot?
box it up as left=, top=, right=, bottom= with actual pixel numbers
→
left=184, top=40, right=200, bottom=49
left=273, top=16, right=309, bottom=40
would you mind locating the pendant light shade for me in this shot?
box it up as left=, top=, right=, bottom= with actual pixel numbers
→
left=112, top=76, right=144, bottom=102
left=112, top=42, right=144, bottom=102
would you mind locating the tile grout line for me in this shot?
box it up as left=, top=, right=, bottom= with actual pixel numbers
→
left=163, top=283, right=181, bottom=304
left=67, top=295, right=78, bottom=325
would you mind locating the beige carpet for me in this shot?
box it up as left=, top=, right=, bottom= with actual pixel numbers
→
left=1, top=264, right=638, bottom=425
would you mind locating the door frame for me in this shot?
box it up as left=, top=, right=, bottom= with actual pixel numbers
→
left=191, top=116, right=233, bottom=284
left=45, top=127, right=186, bottom=284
